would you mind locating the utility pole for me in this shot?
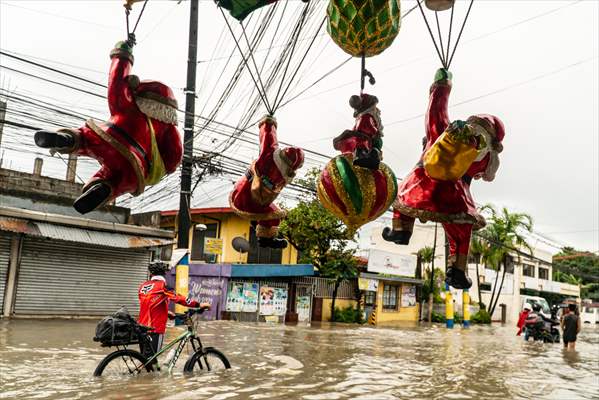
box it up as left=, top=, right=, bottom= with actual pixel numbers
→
left=175, top=0, right=199, bottom=314
left=177, top=0, right=199, bottom=249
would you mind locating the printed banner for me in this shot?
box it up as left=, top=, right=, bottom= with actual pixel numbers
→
left=273, top=288, right=288, bottom=316
left=242, top=282, right=259, bottom=312
left=259, top=286, right=275, bottom=315
left=401, top=285, right=416, bottom=307
left=204, top=237, right=223, bottom=255
left=368, top=249, right=416, bottom=277
left=358, top=277, right=378, bottom=291
left=226, top=282, right=244, bottom=312
left=297, top=296, right=310, bottom=322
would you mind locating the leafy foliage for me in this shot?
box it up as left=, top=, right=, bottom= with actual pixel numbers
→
left=333, top=306, right=363, bottom=324
left=280, top=168, right=357, bottom=279
left=471, top=309, right=492, bottom=324
left=422, top=267, right=445, bottom=304
left=553, top=247, right=599, bottom=300
left=475, top=205, right=534, bottom=315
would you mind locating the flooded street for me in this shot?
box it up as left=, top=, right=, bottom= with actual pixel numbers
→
left=1, top=319, right=598, bottom=400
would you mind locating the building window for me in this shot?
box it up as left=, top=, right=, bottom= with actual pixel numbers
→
left=522, top=264, right=535, bottom=277
left=538, top=267, right=549, bottom=280
left=382, top=284, right=398, bottom=310
left=364, top=291, right=376, bottom=306
left=191, top=223, right=218, bottom=262
left=247, top=226, right=283, bottom=264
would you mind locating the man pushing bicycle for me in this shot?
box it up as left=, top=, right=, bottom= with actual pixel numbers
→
left=138, top=261, right=210, bottom=362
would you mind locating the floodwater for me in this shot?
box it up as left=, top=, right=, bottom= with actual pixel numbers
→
left=1, top=319, right=598, bottom=400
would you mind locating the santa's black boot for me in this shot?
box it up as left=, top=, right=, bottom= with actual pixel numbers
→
left=445, top=267, right=472, bottom=289
left=353, top=148, right=380, bottom=170
left=382, top=227, right=412, bottom=245
left=73, top=182, right=111, bottom=214
left=34, top=130, right=74, bottom=150
left=258, top=237, right=288, bottom=249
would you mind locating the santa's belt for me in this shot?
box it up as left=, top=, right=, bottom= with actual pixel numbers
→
left=106, top=122, right=151, bottom=171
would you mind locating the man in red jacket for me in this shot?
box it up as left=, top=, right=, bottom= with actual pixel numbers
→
left=34, top=34, right=182, bottom=214
left=138, top=262, right=209, bottom=359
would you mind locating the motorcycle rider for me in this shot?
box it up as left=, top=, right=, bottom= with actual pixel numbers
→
left=517, top=304, right=531, bottom=337
left=138, top=261, right=210, bottom=363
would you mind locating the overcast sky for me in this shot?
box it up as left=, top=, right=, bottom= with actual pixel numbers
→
left=0, top=0, right=597, bottom=253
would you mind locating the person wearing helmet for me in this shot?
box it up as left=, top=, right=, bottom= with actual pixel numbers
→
left=138, top=261, right=210, bottom=361
left=517, top=304, right=532, bottom=337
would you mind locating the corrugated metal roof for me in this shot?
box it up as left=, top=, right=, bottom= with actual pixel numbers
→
left=360, top=272, right=424, bottom=285
left=0, top=216, right=174, bottom=248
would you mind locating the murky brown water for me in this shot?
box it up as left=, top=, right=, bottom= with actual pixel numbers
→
left=0, top=319, right=598, bottom=399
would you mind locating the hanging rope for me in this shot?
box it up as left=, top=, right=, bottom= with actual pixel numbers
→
left=445, top=4, right=455, bottom=66
left=240, top=24, right=273, bottom=113
left=447, top=0, right=474, bottom=68
left=218, top=6, right=274, bottom=114
left=434, top=11, right=447, bottom=67
left=360, top=53, right=375, bottom=93
left=125, top=0, right=149, bottom=37
left=417, top=0, right=447, bottom=68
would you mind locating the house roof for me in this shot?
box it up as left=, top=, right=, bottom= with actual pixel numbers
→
left=161, top=207, right=233, bottom=217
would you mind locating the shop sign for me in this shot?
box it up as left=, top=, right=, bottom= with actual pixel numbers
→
left=367, top=249, right=416, bottom=277
left=204, top=237, right=223, bottom=255
left=358, top=277, right=379, bottom=291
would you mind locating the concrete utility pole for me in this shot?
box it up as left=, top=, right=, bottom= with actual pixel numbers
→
left=177, top=0, right=199, bottom=249
left=174, top=0, right=199, bottom=313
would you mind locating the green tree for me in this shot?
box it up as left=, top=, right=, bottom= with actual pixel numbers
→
left=279, top=168, right=358, bottom=321
left=553, top=247, right=599, bottom=299
left=469, top=237, right=486, bottom=308
left=478, top=205, right=534, bottom=316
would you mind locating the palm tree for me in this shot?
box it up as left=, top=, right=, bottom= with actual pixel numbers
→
left=469, top=237, right=486, bottom=308
left=478, top=205, right=533, bottom=317
left=417, top=246, right=434, bottom=322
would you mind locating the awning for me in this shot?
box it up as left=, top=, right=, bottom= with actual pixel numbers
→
left=0, top=216, right=174, bottom=248
left=360, top=272, right=424, bottom=285
left=231, top=264, right=314, bottom=278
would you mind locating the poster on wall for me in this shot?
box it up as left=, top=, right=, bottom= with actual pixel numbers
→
left=259, top=286, right=275, bottom=315
left=242, top=282, right=259, bottom=312
left=358, top=277, right=378, bottom=291
left=226, top=282, right=244, bottom=312
left=273, top=288, right=288, bottom=316
left=297, top=296, right=310, bottom=322
left=401, top=285, right=416, bottom=307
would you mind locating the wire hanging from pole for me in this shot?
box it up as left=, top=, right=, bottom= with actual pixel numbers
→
left=240, top=24, right=273, bottom=113
left=445, top=4, right=455, bottom=66
left=447, top=0, right=474, bottom=68
left=434, top=11, right=447, bottom=67
left=416, top=0, right=447, bottom=68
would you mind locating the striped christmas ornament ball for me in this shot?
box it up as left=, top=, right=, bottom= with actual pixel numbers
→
left=317, top=154, right=397, bottom=232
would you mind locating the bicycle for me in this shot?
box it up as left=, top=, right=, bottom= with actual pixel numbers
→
left=93, top=308, right=231, bottom=377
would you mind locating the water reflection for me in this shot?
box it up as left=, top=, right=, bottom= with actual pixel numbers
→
left=0, top=320, right=597, bottom=399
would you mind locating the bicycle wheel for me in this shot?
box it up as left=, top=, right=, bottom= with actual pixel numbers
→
left=183, top=347, right=231, bottom=373
left=94, top=349, right=154, bottom=377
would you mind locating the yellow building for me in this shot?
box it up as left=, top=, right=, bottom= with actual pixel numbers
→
left=160, top=207, right=298, bottom=265
left=360, top=274, right=422, bottom=325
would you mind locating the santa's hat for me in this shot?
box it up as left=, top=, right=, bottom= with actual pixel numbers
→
left=467, top=114, right=505, bottom=181
left=467, top=114, right=505, bottom=152
left=273, top=147, right=304, bottom=182
left=127, top=76, right=178, bottom=125
left=349, top=93, right=378, bottom=117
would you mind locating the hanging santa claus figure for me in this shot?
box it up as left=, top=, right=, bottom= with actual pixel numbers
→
left=229, top=116, right=304, bottom=249
left=332, top=93, right=383, bottom=170
left=382, top=68, right=505, bottom=289
left=34, top=34, right=182, bottom=214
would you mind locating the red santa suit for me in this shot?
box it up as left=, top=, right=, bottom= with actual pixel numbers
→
left=387, top=69, right=505, bottom=276
left=39, top=41, right=182, bottom=211
left=229, top=116, right=304, bottom=242
left=333, top=93, right=383, bottom=170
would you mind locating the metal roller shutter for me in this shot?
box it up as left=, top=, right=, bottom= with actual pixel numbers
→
left=14, top=237, right=150, bottom=316
left=0, top=233, right=11, bottom=312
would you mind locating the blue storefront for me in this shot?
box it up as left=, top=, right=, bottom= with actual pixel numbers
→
left=168, top=264, right=314, bottom=323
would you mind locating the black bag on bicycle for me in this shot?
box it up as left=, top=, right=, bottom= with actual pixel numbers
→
left=93, top=306, right=139, bottom=346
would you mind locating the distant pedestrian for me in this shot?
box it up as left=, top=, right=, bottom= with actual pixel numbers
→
left=517, top=304, right=531, bottom=337
left=561, top=304, right=581, bottom=350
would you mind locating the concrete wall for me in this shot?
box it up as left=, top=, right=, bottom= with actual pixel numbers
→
left=322, top=298, right=357, bottom=322
left=374, top=281, right=419, bottom=323
left=188, top=213, right=298, bottom=264
left=0, top=168, right=129, bottom=223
